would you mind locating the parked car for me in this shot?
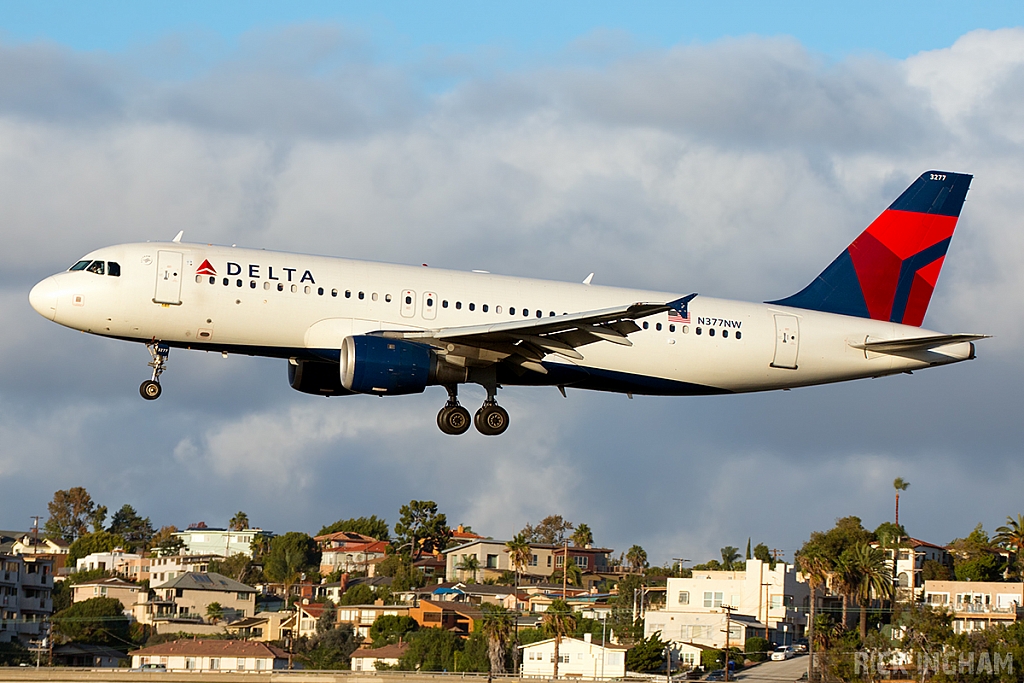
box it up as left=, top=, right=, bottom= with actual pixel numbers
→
left=705, top=670, right=726, bottom=681
left=134, top=663, right=167, bottom=671
left=793, top=638, right=808, bottom=653
left=771, top=646, right=796, bottom=661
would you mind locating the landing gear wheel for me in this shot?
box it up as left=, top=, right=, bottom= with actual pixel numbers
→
left=474, top=404, right=510, bottom=436
left=437, top=405, right=472, bottom=435
left=140, top=380, right=162, bottom=400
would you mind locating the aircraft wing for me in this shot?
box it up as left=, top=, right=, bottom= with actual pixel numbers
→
left=374, top=294, right=697, bottom=373
left=849, top=333, right=989, bottom=354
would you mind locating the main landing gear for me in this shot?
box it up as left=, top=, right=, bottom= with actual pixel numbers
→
left=437, top=385, right=509, bottom=436
left=140, top=342, right=169, bottom=400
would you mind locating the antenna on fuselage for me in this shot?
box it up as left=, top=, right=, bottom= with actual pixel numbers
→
left=172, top=231, right=184, bottom=243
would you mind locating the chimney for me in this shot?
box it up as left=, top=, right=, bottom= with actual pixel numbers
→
left=457, top=525, right=465, bottom=534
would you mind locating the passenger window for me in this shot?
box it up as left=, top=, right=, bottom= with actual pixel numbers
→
left=549, top=311, right=555, bottom=317
left=107, top=262, right=121, bottom=276
left=469, top=303, right=475, bottom=311
left=372, top=292, right=378, bottom=301
left=696, top=327, right=702, bottom=335
left=345, top=290, right=351, bottom=298
left=358, top=291, right=364, bottom=299
left=669, top=324, right=676, bottom=332
left=656, top=323, right=662, bottom=331
left=211, top=277, right=216, bottom=285
left=709, top=328, right=715, bottom=337
left=509, top=307, right=515, bottom=315
left=195, top=275, right=202, bottom=284
left=455, top=302, right=462, bottom=310
left=223, top=278, right=229, bottom=286
left=331, top=289, right=337, bottom=297
left=643, top=321, right=649, bottom=329
left=385, top=294, right=392, bottom=302
left=523, top=309, right=529, bottom=317
left=427, top=297, right=434, bottom=307
left=277, top=283, right=284, bottom=291
left=69, top=260, right=91, bottom=271
left=735, top=331, right=742, bottom=340
left=405, top=295, right=412, bottom=304
left=442, top=300, right=448, bottom=308
left=237, top=279, right=243, bottom=287
left=250, top=281, right=256, bottom=289
left=496, top=305, right=502, bottom=314
left=318, top=287, right=324, bottom=295
left=264, top=282, right=271, bottom=290
left=722, top=329, right=728, bottom=338
left=482, top=304, right=488, bottom=312
left=536, top=310, right=542, bottom=318
left=683, top=325, right=689, bottom=334
left=305, top=286, right=311, bottom=294
left=291, top=284, right=298, bottom=293
left=86, top=261, right=105, bottom=275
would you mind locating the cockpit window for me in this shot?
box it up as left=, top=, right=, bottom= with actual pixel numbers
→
left=69, top=260, right=91, bottom=271
left=86, top=261, right=105, bottom=275
left=107, top=262, right=121, bottom=277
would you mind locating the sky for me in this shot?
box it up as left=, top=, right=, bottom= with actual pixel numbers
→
left=2, top=2, right=1024, bottom=568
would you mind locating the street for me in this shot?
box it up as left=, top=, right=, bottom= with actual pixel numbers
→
left=732, top=655, right=809, bottom=682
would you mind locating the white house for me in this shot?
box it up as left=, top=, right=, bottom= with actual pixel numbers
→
left=872, top=537, right=952, bottom=600
left=351, top=643, right=409, bottom=670
left=129, top=639, right=289, bottom=671
left=75, top=549, right=141, bottom=574
left=519, top=634, right=627, bottom=679
left=172, top=527, right=272, bottom=558
left=645, top=559, right=806, bottom=647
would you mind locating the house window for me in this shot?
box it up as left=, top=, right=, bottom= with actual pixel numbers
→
left=704, top=591, right=723, bottom=608
left=185, top=657, right=196, bottom=670
left=575, top=556, right=588, bottom=568
left=547, top=556, right=552, bottom=567
left=210, top=658, right=220, bottom=670
left=237, top=658, right=245, bottom=670
left=237, top=592, right=248, bottom=600
left=678, top=591, right=689, bottom=605
left=555, top=556, right=564, bottom=568
left=486, top=555, right=498, bottom=569
left=530, top=555, right=538, bottom=566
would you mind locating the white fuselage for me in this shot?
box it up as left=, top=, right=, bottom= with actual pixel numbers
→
left=30, top=242, right=974, bottom=396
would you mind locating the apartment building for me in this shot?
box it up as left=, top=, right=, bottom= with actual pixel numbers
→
left=872, top=538, right=952, bottom=601
left=172, top=527, right=273, bottom=558
left=0, top=554, right=53, bottom=646
left=645, top=559, right=808, bottom=648
left=444, top=540, right=613, bottom=584
left=924, top=580, right=1024, bottom=633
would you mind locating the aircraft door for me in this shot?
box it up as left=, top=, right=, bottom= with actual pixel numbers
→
left=422, top=291, right=437, bottom=320
left=401, top=290, right=416, bottom=318
left=154, top=251, right=183, bottom=305
left=771, top=314, right=799, bottom=369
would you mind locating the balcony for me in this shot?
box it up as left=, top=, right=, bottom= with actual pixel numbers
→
left=951, top=603, right=1019, bottom=616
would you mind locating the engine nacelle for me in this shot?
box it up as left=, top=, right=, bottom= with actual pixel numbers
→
left=289, top=359, right=354, bottom=396
left=341, top=335, right=436, bottom=395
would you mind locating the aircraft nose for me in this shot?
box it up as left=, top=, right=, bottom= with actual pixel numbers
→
left=29, top=276, right=59, bottom=321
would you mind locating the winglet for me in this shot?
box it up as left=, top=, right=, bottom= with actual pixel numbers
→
left=583, top=273, right=594, bottom=285
left=172, top=230, right=184, bottom=243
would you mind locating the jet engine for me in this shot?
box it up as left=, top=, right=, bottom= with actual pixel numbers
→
left=340, top=335, right=467, bottom=395
left=288, top=359, right=353, bottom=396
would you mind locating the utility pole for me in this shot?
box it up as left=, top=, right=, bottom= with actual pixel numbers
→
left=30, top=517, right=42, bottom=553
left=723, top=605, right=733, bottom=683
left=562, top=540, right=568, bottom=599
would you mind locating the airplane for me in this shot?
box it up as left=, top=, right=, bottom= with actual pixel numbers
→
left=29, top=170, right=986, bottom=436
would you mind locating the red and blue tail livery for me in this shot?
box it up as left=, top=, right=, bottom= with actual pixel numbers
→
left=769, top=171, right=972, bottom=326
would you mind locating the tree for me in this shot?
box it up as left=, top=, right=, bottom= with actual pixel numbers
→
left=520, top=515, right=574, bottom=545
left=150, top=526, right=185, bottom=556
left=457, top=555, right=480, bottom=582
left=541, top=598, right=577, bottom=679
left=370, top=614, right=418, bottom=647
left=299, top=623, right=361, bottom=670
left=229, top=511, right=250, bottom=531
left=995, top=514, right=1024, bottom=578
left=90, top=505, right=108, bottom=533
left=206, top=602, right=224, bottom=624
left=318, top=602, right=337, bottom=634
left=394, top=501, right=451, bottom=556
left=319, top=515, right=390, bottom=541
left=375, top=554, right=426, bottom=591
left=745, top=636, right=770, bottom=663
left=795, top=551, right=831, bottom=682
left=107, top=504, right=154, bottom=550
left=208, top=553, right=259, bottom=584
left=753, top=543, right=775, bottom=569
left=45, top=487, right=99, bottom=542
left=626, top=632, right=667, bottom=672
left=67, top=531, right=126, bottom=565
left=950, top=524, right=1005, bottom=581
left=264, top=532, right=320, bottom=602
left=626, top=545, right=648, bottom=571
left=481, top=604, right=514, bottom=673
left=893, top=477, right=910, bottom=526
left=399, top=627, right=463, bottom=671
left=720, top=546, right=741, bottom=571
left=339, top=584, right=375, bottom=606
left=52, top=597, right=130, bottom=645
left=571, top=524, right=594, bottom=548
left=552, top=559, right=583, bottom=587
left=848, top=543, right=893, bottom=640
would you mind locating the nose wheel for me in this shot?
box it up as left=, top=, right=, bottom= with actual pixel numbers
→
left=140, top=342, right=169, bottom=401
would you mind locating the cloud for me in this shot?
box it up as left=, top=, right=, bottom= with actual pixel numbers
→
left=1, top=27, right=1022, bottom=563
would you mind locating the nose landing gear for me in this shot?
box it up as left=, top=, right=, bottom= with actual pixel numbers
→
left=437, top=386, right=471, bottom=435
left=140, top=342, right=169, bottom=401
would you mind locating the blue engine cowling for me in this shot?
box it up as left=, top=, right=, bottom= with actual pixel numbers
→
left=340, top=335, right=433, bottom=395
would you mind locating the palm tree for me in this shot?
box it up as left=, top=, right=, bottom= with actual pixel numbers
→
left=553, top=559, right=583, bottom=587
left=481, top=603, right=515, bottom=674
left=893, top=478, right=910, bottom=526
left=721, top=546, right=741, bottom=571
left=229, top=511, right=249, bottom=531
left=571, top=524, right=594, bottom=548
left=504, top=533, right=532, bottom=673
left=849, top=543, right=893, bottom=641
left=995, top=515, right=1024, bottom=578
left=457, top=555, right=480, bottom=582
left=798, top=553, right=831, bottom=682
left=832, top=552, right=857, bottom=630
left=542, top=598, right=577, bottom=679
left=626, top=545, right=648, bottom=572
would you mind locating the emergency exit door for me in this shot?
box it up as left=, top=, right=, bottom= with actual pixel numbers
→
left=771, top=314, right=799, bottom=369
left=153, top=251, right=183, bottom=305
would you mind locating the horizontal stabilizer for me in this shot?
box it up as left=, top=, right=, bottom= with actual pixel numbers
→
left=850, top=333, right=989, bottom=354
